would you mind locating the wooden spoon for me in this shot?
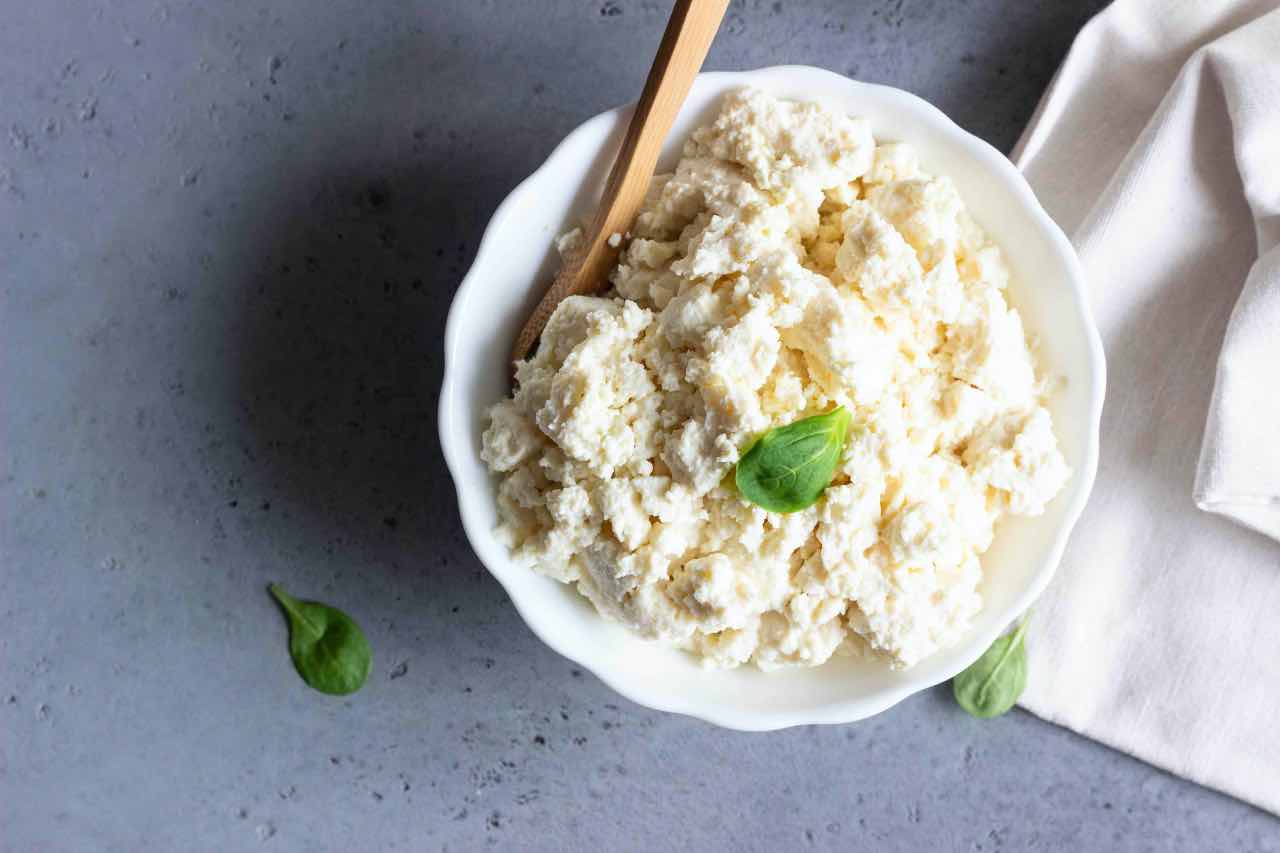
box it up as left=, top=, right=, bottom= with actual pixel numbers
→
left=510, top=0, right=730, bottom=366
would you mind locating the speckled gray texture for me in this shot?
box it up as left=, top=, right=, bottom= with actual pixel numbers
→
left=2, top=1, right=1277, bottom=850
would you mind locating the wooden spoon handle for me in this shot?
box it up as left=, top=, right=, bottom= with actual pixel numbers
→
left=511, top=0, right=730, bottom=364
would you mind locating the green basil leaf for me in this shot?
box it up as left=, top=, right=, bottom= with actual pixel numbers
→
left=734, top=406, right=852, bottom=513
left=952, top=616, right=1030, bottom=719
left=269, top=583, right=372, bottom=696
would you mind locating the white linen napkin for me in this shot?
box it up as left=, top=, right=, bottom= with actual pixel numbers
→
left=1011, top=0, right=1280, bottom=815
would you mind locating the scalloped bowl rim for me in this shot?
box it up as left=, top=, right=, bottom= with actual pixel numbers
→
left=439, top=66, right=1105, bottom=730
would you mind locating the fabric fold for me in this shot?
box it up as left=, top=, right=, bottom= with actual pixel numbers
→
left=1011, top=0, right=1280, bottom=816
left=1193, top=25, right=1280, bottom=540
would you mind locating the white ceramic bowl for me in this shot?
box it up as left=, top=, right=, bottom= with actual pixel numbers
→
left=439, top=66, right=1105, bottom=730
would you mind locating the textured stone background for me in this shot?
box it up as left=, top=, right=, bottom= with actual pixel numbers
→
left=3, top=1, right=1278, bottom=850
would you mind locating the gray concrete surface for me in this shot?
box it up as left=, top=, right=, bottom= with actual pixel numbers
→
left=3, top=1, right=1278, bottom=850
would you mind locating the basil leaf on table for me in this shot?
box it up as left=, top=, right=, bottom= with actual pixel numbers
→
left=268, top=584, right=372, bottom=696
left=734, top=406, right=852, bottom=513
left=953, top=615, right=1030, bottom=719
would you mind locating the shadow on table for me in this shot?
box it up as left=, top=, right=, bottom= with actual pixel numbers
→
left=192, top=6, right=611, bottom=661
left=226, top=146, right=513, bottom=615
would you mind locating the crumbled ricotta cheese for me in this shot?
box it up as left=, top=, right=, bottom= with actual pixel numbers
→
left=481, top=89, right=1069, bottom=670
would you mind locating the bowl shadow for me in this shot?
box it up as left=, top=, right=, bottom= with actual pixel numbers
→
left=228, top=153, right=513, bottom=619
